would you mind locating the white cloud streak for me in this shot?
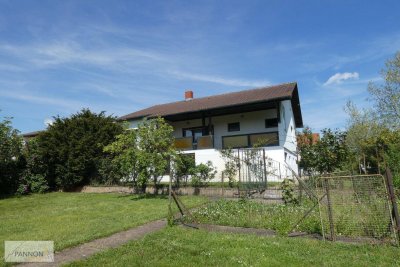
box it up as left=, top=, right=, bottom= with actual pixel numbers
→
left=44, top=118, right=54, bottom=126
left=0, top=90, right=86, bottom=111
left=323, top=72, right=359, bottom=86
left=169, top=70, right=271, bottom=87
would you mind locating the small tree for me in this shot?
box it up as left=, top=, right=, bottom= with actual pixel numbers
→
left=190, top=161, right=217, bottom=188
left=105, top=117, right=176, bottom=193
left=18, top=138, right=49, bottom=194
left=298, top=128, right=349, bottom=174
left=137, top=117, right=176, bottom=193
left=220, top=148, right=239, bottom=188
left=0, top=116, right=25, bottom=195
left=172, top=153, right=196, bottom=188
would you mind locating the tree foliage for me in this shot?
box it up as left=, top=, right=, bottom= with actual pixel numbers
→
left=34, top=109, right=123, bottom=190
left=0, top=116, right=25, bottom=195
left=172, top=153, right=196, bottom=188
left=105, top=117, right=175, bottom=193
left=345, top=52, right=400, bottom=187
left=190, top=161, right=217, bottom=188
left=299, top=127, right=349, bottom=174
left=368, top=51, right=400, bottom=128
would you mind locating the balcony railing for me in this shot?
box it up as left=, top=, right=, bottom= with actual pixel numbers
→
left=174, top=135, right=214, bottom=150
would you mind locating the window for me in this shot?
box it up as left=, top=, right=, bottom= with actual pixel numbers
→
left=183, top=127, right=205, bottom=144
left=249, top=132, right=279, bottom=147
left=222, top=132, right=279, bottom=149
left=222, top=135, right=248, bottom=148
left=228, top=122, right=240, bottom=132
left=265, top=118, right=278, bottom=128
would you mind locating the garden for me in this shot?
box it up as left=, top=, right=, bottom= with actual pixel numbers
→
left=0, top=52, right=399, bottom=266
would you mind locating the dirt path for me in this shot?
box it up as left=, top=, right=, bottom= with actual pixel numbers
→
left=18, top=219, right=166, bottom=267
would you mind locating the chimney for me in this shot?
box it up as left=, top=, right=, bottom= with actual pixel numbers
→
left=185, top=90, right=193, bottom=101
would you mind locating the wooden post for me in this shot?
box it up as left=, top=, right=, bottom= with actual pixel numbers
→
left=262, top=149, right=267, bottom=188
left=221, top=172, right=225, bottom=197
left=168, top=164, right=173, bottom=225
left=324, top=178, right=336, bottom=241
left=385, top=168, right=400, bottom=243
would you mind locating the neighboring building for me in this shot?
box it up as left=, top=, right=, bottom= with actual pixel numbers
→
left=297, top=132, right=320, bottom=146
left=21, top=130, right=42, bottom=142
left=119, top=82, right=303, bottom=181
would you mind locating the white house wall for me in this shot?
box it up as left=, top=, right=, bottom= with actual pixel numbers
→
left=128, top=101, right=299, bottom=183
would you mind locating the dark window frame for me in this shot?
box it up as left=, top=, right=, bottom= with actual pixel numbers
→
left=182, top=126, right=206, bottom=144
left=227, top=122, right=240, bottom=132
left=222, top=131, right=279, bottom=149
left=265, top=118, right=279, bottom=128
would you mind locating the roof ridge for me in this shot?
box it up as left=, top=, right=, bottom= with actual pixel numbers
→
left=144, top=81, right=297, bottom=108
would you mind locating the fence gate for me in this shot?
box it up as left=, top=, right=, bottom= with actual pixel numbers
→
left=317, top=174, right=398, bottom=244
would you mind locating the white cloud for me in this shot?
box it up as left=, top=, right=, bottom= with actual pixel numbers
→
left=169, top=70, right=271, bottom=87
left=323, top=72, right=360, bottom=86
left=44, top=118, right=54, bottom=126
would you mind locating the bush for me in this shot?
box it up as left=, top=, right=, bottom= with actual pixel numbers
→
left=281, top=179, right=299, bottom=205
left=17, top=174, right=49, bottom=194
left=191, top=161, right=217, bottom=188
left=0, top=116, right=25, bottom=196
left=173, top=153, right=196, bottom=187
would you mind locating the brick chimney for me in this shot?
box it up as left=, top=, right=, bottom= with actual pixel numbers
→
left=185, top=90, right=193, bottom=101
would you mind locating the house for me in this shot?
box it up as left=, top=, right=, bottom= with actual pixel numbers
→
left=21, top=130, right=42, bottom=142
left=119, top=82, right=303, bottom=182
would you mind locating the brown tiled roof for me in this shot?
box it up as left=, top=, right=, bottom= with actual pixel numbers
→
left=119, top=82, right=303, bottom=127
left=22, top=130, right=42, bottom=138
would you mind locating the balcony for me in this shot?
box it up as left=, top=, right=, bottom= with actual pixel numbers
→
left=174, top=135, right=214, bottom=150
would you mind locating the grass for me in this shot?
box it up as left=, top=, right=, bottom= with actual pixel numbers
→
left=66, top=226, right=400, bottom=267
left=189, top=199, right=321, bottom=235
left=0, top=192, right=206, bottom=265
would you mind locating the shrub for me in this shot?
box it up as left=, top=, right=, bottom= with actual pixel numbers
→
left=173, top=153, right=196, bottom=187
left=281, top=178, right=299, bottom=205
left=17, top=174, right=49, bottom=194
left=191, top=161, right=217, bottom=188
left=0, top=116, right=25, bottom=196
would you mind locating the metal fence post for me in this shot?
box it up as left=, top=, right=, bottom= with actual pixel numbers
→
left=385, top=168, right=400, bottom=243
left=324, top=178, right=336, bottom=241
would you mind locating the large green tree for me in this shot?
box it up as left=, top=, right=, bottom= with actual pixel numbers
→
left=34, top=109, right=123, bottom=190
left=345, top=52, right=400, bottom=186
left=0, top=116, right=25, bottom=195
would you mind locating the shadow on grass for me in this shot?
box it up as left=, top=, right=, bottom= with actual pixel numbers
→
left=116, top=193, right=169, bottom=201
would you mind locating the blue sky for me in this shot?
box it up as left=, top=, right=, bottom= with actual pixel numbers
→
left=0, top=0, right=399, bottom=133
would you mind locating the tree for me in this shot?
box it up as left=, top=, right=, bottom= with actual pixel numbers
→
left=18, top=138, right=49, bottom=194
left=344, top=101, right=382, bottom=174
left=34, top=109, right=124, bottom=190
left=172, top=153, right=196, bottom=188
left=105, top=117, right=176, bottom=193
left=190, top=161, right=217, bottom=188
left=0, top=116, right=25, bottom=195
left=368, top=51, right=400, bottom=128
left=298, top=127, right=349, bottom=174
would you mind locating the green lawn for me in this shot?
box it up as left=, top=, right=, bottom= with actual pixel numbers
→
left=0, top=192, right=206, bottom=265
left=67, top=226, right=400, bottom=267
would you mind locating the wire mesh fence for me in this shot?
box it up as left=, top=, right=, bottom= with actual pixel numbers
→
left=316, top=174, right=398, bottom=244
left=168, top=148, right=400, bottom=245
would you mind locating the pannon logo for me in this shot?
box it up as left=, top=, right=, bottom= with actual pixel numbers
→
left=4, top=241, right=54, bottom=263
